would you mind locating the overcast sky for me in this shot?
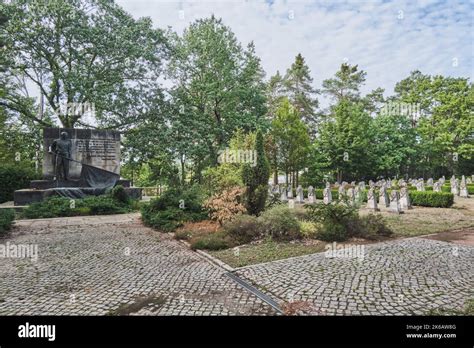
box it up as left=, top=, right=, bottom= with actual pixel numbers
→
left=115, top=0, right=473, bottom=105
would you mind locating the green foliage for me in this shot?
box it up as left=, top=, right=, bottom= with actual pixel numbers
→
left=141, top=185, right=207, bottom=231
left=259, top=205, right=301, bottom=241
left=271, top=98, right=311, bottom=185
left=409, top=191, right=454, bottom=208
left=0, top=164, right=39, bottom=203
left=111, top=185, right=130, bottom=205
left=0, top=209, right=15, bottom=235
left=21, top=196, right=131, bottom=219
left=283, top=53, right=319, bottom=133
left=223, top=214, right=262, bottom=244
left=299, top=220, right=318, bottom=238
left=190, top=231, right=236, bottom=251
left=3, top=0, right=168, bottom=128
left=242, top=130, right=270, bottom=216
left=202, top=164, right=243, bottom=194
left=305, top=202, right=392, bottom=242
left=356, top=214, right=393, bottom=240
left=305, top=203, right=357, bottom=242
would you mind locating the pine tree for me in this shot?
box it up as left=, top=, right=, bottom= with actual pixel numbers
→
left=283, top=54, right=318, bottom=135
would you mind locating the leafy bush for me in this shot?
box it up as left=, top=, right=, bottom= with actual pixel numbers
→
left=111, top=185, right=130, bottom=205
left=190, top=231, right=236, bottom=251
left=203, top=186, right=246, bottom=225
left=141, top=185, right=207, bottom=232
left=259, top=205, right=301, bottom=241
left=305, top=203, right=392, bottom=242
left=223, top=214, right=262, bottom=244
left=356, top=214, right=393, bottom=240
left=21, top=196, right=131, bottom=219
left=409, top=191, right=454, bottom=207
left=202, top=164, right=243, bottom=194
left=0, top=164, right=39, bottom=203
left=299, top=220, right=318, bottom=238
left=0, top=209, right=15, bottom=235
left=141, top=207, right=185, bottom=232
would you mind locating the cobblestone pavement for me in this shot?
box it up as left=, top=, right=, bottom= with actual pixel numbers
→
left=0, top=214, right=276, bottom=315
left=235, top=238, right=474, bottom=315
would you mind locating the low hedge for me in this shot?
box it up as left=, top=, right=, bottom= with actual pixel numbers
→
left=0, top=164, right=39, bottom=203
left=409, top=191, right=454, bottom=208
left=0, top=209, right=15, bottom=235
left=20, top=195, right=133, bottom=219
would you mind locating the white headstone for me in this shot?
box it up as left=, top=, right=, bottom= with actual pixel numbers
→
left=379, top=184, right=390, bottom=207
left=460, top=175, right=469, bottom=198
left=295, top=185, right=304, bottom=203
left=307, top=186, right=315, bottom=204
left=280, top=186, right=288, bottom=202
left=287, top=186, right=294, bottom=199
left=400, top=187, right=412, bottom=210
left=389, top=190, right=402, bottom=214
left=433, top=181, right=442, bottom=193
left=366, top=187, right=379, bottom=211
left=323, top=182, right=332, bottom=204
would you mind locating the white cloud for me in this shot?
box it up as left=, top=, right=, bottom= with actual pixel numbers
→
left=115, top=0, right=472, bottom=108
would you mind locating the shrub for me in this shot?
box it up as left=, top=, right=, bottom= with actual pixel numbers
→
left=111, top=185, right=130, bottom=205
left=356, top=214, right=393, bottom=240
left=202, top=164, right=243, bottom=194
left=82, top=196, right=130, bottom=215
left=174, top=230, right=192, bottom=241
left=306, top=203, right=393, bottom=242
left=223, top=214, right=262, bottom=244
left=299, top=220, right=318, bottom=238
left=0, top=164, right=39, bottom=203
left=0, top=209, right=15, bottom=235
left=259, top=205, right=301, bottom=241
left=203, top=186, right=246, bottom=225
left=141, top=185, right=207, bottom=231
left=21, top=196, right=131, bottom=219
left=409, top=191, right=454, bottom=208
left=190, top=231, right=236, bottom=251
left=141, top=207, right=185, bottom=232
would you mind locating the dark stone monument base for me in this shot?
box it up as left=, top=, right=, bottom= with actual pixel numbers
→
left=30, top=179, right=131, bottom=190
left=14, top=187, right=142, bottom=206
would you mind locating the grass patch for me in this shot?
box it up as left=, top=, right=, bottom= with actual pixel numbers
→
left=426, top=298, right=474, bottom=316
left=208, top=239, right=326, bottom=268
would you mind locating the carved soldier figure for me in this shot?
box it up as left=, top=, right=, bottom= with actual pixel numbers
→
left=49, top=131, right=72, bottom=180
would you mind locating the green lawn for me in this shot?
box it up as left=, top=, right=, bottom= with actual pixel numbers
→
left=208, top=239, right=326, bottom=268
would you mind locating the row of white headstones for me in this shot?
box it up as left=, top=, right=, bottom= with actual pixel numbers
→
left=269, top=174, right=472, bottom=213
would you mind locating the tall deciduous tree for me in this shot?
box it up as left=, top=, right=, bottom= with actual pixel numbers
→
left=316, top=100, right=374, bottom=182
left=2, top=0, right=168, bottom=128
left=167, top=16, right=268, bottom=175
left=272, top=98, right=310, bottom=187
left=394, top=71, right=474, bottom=176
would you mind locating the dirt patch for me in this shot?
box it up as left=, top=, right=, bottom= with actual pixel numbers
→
left=108, top=294, right=166, bottom=315
left=422, top=228, right=474, bottom=246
